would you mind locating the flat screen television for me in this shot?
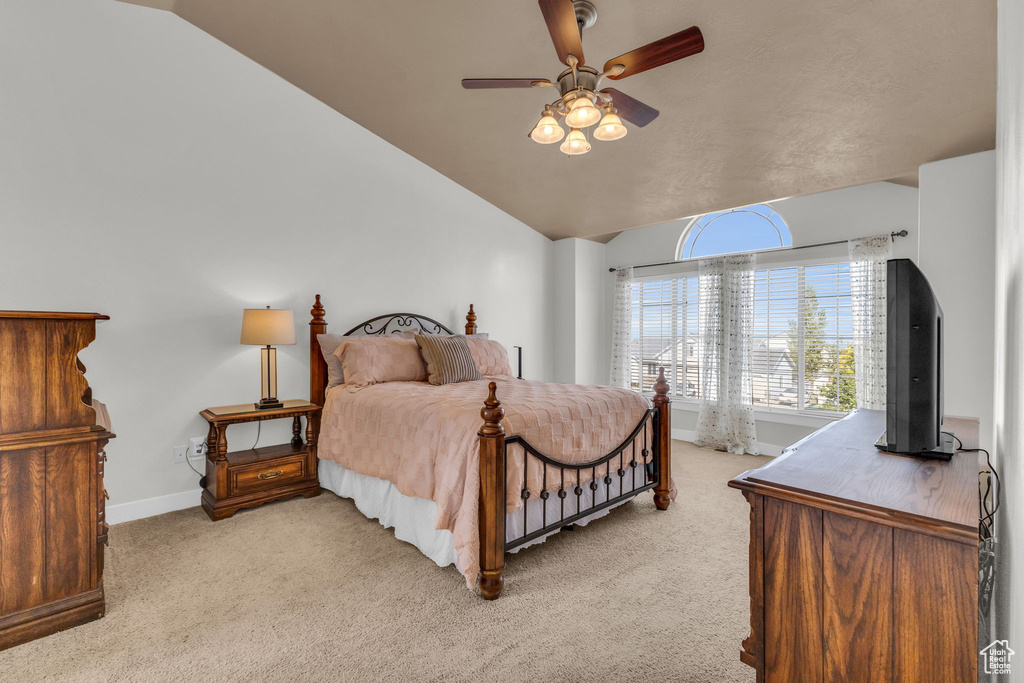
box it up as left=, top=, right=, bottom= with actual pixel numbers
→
left=878, top=258, right=955, bottom=460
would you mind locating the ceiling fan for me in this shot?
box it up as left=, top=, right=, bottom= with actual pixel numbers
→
left=461, top=0, right=704, bottom=156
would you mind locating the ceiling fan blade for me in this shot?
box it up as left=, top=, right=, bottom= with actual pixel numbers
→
left=538, top=0, right=585, bottom=66
left=462, top=78, right=552, bottom=89
left=603, top=26, right=704, bottom=80
left=600, top=88, right=659, bottom=127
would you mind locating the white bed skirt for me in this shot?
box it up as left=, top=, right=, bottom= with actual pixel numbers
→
left=317, top=458, right=633, bottom=575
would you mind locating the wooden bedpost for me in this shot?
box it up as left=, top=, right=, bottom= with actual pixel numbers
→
left=653, top=366, right=672, bottom=511
left=465, top=304, right=477, bottom=335
left=310, top=295, right=328, bottom=407
left=478, top=381, right=506, bottom=600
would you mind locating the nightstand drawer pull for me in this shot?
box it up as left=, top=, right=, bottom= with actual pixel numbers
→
left=258, top=469, right=284, bottom=480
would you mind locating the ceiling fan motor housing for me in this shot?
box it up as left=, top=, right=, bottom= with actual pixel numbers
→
left=557, top=65, right=599, bottom=100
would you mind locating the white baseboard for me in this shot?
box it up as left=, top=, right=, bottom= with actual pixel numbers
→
left=106, top=488, right=201, bottom=525
left=672, top=428, right=783, bottom=457
left=672, top=428, right=697, bottom=443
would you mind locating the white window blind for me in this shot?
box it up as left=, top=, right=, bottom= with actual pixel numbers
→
left=631, top=259, right=856, bottom=414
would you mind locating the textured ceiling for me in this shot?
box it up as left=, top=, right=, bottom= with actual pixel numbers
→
left=122, top=0, right=995, bottom=241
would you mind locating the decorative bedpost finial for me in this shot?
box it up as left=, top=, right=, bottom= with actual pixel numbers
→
left=653, top=366, right=670, bottom=406
left=465, top=304, right=477, bottom=335
left=311, top=294, right=325, bottom=325
left=479, top=382, right=504, bottom=436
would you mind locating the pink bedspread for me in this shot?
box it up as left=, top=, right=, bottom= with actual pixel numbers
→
left=318, top=379, right=653, bottom=587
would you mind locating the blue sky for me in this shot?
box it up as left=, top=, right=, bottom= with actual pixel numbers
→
left=680, top=204, right=792, bottom=259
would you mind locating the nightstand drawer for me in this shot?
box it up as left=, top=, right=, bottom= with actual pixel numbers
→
left=230, top=455, right=307, bottom=496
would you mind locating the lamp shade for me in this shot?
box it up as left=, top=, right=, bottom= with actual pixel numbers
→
left=593, top=110, right=627, bottom=141
left=530, top=111, right=564, bottom=144
left=240, top=308, right=296, bottom=345
left=564, top=96, right=601, bottom=128
left=560, top=128, right=591, bottom=155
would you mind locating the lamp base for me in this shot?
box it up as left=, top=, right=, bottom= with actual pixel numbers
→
left=255, top=398, right=284, bottom=410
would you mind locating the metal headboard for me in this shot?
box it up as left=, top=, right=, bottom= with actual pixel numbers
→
left=342, top=313, right=454, bottom=337
left=309, top=296, right=477, bottom=407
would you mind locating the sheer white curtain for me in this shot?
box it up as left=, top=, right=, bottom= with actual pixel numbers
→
left=694, top=253, right=758, bottom=455
left=849, top=235, right=892, bottom=410
left=610, top=267, right=634, bottom=389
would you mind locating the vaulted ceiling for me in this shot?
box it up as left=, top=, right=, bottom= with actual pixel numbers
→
left=123, top=0, right=996, bottom=241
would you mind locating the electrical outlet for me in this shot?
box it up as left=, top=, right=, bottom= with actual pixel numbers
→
left=174, top=445, right=187, bottom=464
left=188, top=436, right=206, bottom=460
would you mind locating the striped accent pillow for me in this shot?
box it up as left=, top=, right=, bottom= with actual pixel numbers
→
left=415, top=334, right=482, bottom=386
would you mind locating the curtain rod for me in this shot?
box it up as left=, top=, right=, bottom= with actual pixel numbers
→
left=607, top=230, right=909, bottom=272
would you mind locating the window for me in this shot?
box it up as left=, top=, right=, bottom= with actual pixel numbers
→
left=629, top=204, right=856, bottom=415
left=677, top=203, right=792, bottom=259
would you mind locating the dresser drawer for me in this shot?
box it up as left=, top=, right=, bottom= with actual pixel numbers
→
left=229, top=455, right=307, bottom=496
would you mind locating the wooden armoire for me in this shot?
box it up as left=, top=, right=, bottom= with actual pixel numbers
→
left=0, top=311, right=113, bottom=650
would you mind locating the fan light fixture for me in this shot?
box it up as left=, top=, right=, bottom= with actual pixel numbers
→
left=560, top=128, right=591, bottom=155
left=463, top=0, right=698, bottom=157
left=564, top=95, right=601, bottom=128
left=529, top=107, right=564, bottom=144
left=593, top=107, right=627, bottom=141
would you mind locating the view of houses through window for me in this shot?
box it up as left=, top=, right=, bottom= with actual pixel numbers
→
left=630, top=204, right=857, bottom=414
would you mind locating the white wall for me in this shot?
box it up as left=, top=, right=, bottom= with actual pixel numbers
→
left=552, top=240, right=577, bottom=384
left=551, top=238, right=608, bottom=386
left=573, top=239, right=608, bottom=386
left=919, top=151, right=996, bottom=449
left=605, top=182, right=920, bottom=271
left=994, top=0, right=1024, bottom=670
left=0, top=0, right=554, bottom=518
left=603, top=182, right=920, bottom=453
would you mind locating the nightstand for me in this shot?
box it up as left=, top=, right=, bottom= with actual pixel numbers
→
left=199, top=399, right=322, bottom=521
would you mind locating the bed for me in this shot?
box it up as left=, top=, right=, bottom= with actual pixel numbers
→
left=308, top=295, right=673, bottom=599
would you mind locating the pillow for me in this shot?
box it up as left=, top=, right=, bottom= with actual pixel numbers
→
left=392, top=327, right=422, bottom=339
left=465, top=337, right=514, bottom=378
left=334, top=337, right=428, bottom=387
left=318, top=331, right=421, bottom=390
left=317, top=334, right=347, bottom=389
left=415, top=334, right=482, bottom=386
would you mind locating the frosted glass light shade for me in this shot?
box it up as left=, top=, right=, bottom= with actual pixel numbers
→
left=564, top=96, right=601, bottom=128
left=530, top=114, right=564, bottom=144
left=240, top=308, right=296, bottom=345
left=593, top=112, right=627, bottom=141
left=560, top=128, right=591, bottom=155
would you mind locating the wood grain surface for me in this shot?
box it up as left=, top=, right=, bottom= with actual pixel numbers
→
left=764, top=498, right=823, bottom=682
left=736, top=410, right=979, bottom=542
left=823, top=512, right=893, bottom=681
left=0, top=448, right=46, bottom=613
left=893, top=529, right=978, bottom=682
left=44, top=443, right=94, bottom=602
left=732, top=409, right=980, bottom=682
left=0, top=311, right=110, bottom=650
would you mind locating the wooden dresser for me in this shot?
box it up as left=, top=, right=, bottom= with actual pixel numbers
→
left=729, top=410, right=980, bottom=682
left=0, top=311, right=114, bottom=650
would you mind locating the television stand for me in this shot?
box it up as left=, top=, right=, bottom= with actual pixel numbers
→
left=874, top=429, right=957, bottom=461
left=729, top=409, right=980, bottom=681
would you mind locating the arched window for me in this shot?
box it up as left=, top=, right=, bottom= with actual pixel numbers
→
left=677, top=203, right=791, bottom=259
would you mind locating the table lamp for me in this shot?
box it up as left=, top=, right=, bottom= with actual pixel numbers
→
left=240, top=306, right=296, bottom=410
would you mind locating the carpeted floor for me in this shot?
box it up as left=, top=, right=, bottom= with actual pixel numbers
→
left=0, top=441, right=767, bottom=682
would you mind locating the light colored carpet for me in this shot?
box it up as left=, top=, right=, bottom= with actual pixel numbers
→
left=0, top=441, right=767, bottom=682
